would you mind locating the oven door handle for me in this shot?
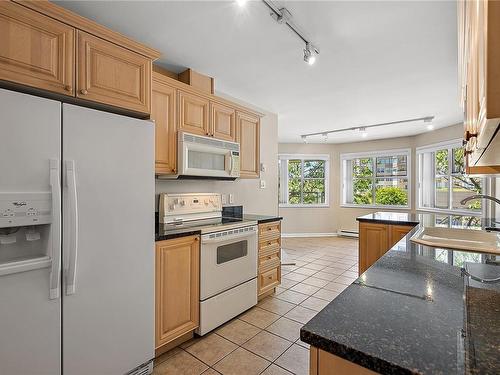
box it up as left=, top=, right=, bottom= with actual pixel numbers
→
left=201, top=230, right=256, bottom=244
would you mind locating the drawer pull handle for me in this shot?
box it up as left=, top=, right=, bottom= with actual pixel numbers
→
left=268, top=242, right=272, bottom=246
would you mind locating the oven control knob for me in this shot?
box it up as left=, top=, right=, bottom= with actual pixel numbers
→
left=180, top=200, right=186, bottom=206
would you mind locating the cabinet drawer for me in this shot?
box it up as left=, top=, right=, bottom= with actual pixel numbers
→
left=259, top=253, right=280, bottom=272
left=77, top=31, right=151, bottom=114
left=0, top=2, right=75, bottom=96
left=259, top=266, right=280, bottom=295
left=259, top=238, right=280, bottom=255
left=259, top=221, right=281, bottom=242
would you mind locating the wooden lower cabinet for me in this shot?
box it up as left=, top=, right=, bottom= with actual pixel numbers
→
left=310, top=347, right=377, bottom=375
left=0, top=2, right=75, bottom=96
left=258, top=220, right=281, bottom=298
left=155, top=235, right=200, bottom=351
left=358, top=222, right=415, bottom=274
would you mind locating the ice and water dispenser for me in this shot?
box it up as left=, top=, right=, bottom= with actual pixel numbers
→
left=0, top=192, right=54, bottom=277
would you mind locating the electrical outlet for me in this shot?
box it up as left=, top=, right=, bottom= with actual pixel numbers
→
left=221, top=194, right=227, bottom=205
left=229, top=194, right=234, bottom=204
left=260, top=180, right=266, bottom=189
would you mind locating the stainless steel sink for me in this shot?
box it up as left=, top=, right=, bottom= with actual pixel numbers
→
left=410, top=226, right=500, bottom=254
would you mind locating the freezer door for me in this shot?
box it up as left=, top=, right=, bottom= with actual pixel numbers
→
left=62, top=104, right=155, bottom=375
left=0, top=89, right=61, bottom=375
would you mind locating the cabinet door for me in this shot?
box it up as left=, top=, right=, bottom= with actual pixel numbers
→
left=236, top=111, right=260, bottom=178
left=155, top=236, right=200, bottom=349
left=77, top=31, right=151, bottom=114
left=0, top=2, right=74, bottom=95
left=358, top=222, right=389, bottom=275
left=178, top=90, right=210, bottom=136
left=152, top=75, right=177, bottom=174
left=389, top=225, right=414, bottom=249
left=211, top=102, right=236, bottom=141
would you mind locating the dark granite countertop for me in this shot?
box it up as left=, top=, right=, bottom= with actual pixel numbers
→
left=356, top=211, right=420, bottom=226
left=242, top=214, right=283, bottom=224
left=301, top=213, right=500, bottom=374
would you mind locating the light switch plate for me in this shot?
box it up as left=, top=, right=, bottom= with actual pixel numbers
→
left=260, top=180, right=266, bottom=189
left=229, top=194, right=234, bottom=204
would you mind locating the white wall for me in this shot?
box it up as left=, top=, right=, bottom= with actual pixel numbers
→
left=279, top=124, right=464, bottom=235
left=156, top=94, right=279, bottom=216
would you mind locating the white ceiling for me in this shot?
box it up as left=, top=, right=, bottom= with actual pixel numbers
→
left=57, top=0, right=462, bottom=143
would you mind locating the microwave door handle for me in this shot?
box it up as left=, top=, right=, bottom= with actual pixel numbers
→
left=228, top=153, right=232, bottom=174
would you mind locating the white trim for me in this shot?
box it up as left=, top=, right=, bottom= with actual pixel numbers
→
left=340, top=148, right=411, bottom=160
left=339, top=148, right=412, bottom=209
left=416, top=138, right=462, bottom=153
left=279, top=154, right=330, bottom=160
left=282, top=232, right=338, bottom=238
left=340, top=204, right=410, bottom=209
left=280, top=204, right=330, bottom=208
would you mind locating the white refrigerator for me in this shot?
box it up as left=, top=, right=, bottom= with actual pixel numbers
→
left=0, top=88, right=155, bottom=375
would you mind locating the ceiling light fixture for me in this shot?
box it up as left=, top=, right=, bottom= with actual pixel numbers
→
left=261, top=0, right=320, bottom=65
left=304, top=43, right=317, bottom=65
left=322, top=132, right=328, bottom=142
left=236, top=0, right=247, bottom=7
left=300, top=116, right=435, bottom=141
left=301, top=135, right=307, bottom=144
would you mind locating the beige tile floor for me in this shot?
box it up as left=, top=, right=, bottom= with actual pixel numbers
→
left=154, top=236, right=359, bottom=375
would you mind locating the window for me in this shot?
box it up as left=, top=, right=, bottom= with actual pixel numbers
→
left=341, top=149, right=410, bottom=208
left=417, top=140, right=484, bottom=214
left=279, top=155, right=329, bottom=207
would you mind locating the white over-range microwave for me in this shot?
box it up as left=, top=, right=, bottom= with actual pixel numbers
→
left=174, top=131, right=240, bottom=180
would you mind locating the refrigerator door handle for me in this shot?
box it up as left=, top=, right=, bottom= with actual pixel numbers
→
left=49, top=159, right=61, bottom=300
left=64, top=160, right=78, bottom=295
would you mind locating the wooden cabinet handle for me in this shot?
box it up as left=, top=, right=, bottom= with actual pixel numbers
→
left=267, top=242, right=272, bottom=246
left=65, top=85, right=72, bottom=92
left=80, top=89, right=88, bottom=95
left=171, top=168, right=176, bottom=172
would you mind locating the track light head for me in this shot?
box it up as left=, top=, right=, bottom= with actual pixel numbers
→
left=301, top=135, right=307, bottom=143
left=359, top=127, right=368, bottom=138
left=322, top=133, right=328, bottom=142
left=236, top=0, right=247, bottom=7
left=304, top=43, right=317, bottom=65
left=423, top=116, right=434, bottom=123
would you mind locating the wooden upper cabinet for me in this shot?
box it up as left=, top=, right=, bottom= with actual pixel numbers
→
left=76, top=31, right=151, bottom=114
left=152, top=73, right=177, bottom=175
left=155, top=235, right=200, bottom=350
left=177, top=90, right=210, bottom=136
left=211, top=102, right=236, bottom=141
left=236, top=111, right=260, bottom=178
left=0, top=2, right=74, bottom=96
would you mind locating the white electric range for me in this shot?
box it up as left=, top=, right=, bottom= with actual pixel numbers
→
left=159, top=193, right=258, bottom=335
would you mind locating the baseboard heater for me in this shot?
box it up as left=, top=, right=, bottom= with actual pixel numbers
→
left=338, top=230, right=359, bottom=238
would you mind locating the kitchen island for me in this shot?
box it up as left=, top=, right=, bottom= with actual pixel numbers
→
left=300, top=213, right=500, bottom=374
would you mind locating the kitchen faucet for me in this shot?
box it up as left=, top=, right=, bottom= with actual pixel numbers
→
left=460, top=194, right=500, bottom=206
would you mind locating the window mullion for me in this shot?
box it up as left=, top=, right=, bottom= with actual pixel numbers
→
left=300, top=159, right=304, bottom=204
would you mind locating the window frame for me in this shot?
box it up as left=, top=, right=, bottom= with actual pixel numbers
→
left=278, top=154, right=330, bottom=208
left=340, top=148, right=412, bottom=209
left=416, top=139, right=484, bottom=216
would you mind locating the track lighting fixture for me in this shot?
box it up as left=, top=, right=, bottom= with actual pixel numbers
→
left=304, top=43, right=317, bottom=65
left=261, top=1, right=320, bottom=65
left=299, top=116, right=435, bottom=142
left=236, top=0, right=247, bottom=7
